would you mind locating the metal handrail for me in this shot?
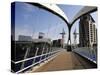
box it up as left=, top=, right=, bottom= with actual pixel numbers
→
left=73, top=47, right=97, bottom=64
left=11, top=49, right=60, bottom=64
left=15, top=50, right=61, bottom=73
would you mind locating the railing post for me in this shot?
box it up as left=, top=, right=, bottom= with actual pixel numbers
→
left=20, top=47, right=30, bottom=70
left=32, top=47, right=39, bottom=66
left=45, top=47, right=49, bottom=60
left=39, top=47, right=45, bottom=63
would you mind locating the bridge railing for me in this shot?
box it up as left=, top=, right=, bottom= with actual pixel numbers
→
left=73, top=47, right=97, bottom=64
left=11, top=47, right=61, bottom=73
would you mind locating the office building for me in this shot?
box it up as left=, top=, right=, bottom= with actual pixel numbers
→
left=79, top=14, right=97, bottom=47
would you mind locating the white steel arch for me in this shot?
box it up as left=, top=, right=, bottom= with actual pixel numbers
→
left=29, top=3, right=97, bottom=27
left=40, top=3, right=69, bottom=23
left=29, top=3, right=69, bottom=25
left=70, top=6, right=97, bottom=25
left=29, top=3, right=97, bottom=45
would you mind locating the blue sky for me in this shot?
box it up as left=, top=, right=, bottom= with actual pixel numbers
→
left=14, top=2, right=98, bottom=44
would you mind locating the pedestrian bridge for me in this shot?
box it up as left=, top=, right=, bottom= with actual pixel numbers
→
left=11, top=47, right=97, bottom=73
left=11, top=2, right=97, bottom=73
left=30, top=48, right=97, bottom=72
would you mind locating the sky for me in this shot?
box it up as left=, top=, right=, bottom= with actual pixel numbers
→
left=14, top=2, right=98, bottom=44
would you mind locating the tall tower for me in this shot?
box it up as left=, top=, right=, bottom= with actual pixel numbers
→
left=60, top=28, right=66, bottom=48
left=73, top=28, right=79, bottom=48
left=79, top=14, right=97, bottom=47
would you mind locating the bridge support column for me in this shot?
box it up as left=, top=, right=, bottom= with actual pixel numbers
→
left=67, top=25, right=72, bottom=51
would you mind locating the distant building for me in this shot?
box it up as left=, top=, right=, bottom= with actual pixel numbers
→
left=79, top=14, right=97, bottom=47
left=38, top=32, right=45, bottom=39
left=18, top=35, right=33, bottom=41
left=52, top=39, right=62, bottom=47
left=32, top=38, right=51, bottom=44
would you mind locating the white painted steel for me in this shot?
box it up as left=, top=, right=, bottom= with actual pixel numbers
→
left=70, top=6, right=97, bottom=24
left=15, top=50, right=61, bottom=73
left=11, top=49, right=60, bottom=64
left=38, top=3, right=69, bottom=23
left=73, top=47, right=97, bottom=64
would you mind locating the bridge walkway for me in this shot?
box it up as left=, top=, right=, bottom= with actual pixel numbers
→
left=31, top=49, right=97, bottom=72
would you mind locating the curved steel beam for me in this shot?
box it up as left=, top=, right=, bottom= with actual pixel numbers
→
left=27, top=3, right=97, bottom=47
left=28, top=3, right=69, bottom=25
left=68, top=6, right=97, bottom=48
left=70, top=6, right=97, bottom=25
left=28, top=3, right=97, bottom=27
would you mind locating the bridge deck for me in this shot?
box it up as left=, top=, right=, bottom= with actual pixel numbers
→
left=31, top=49, right=97, bottom=72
